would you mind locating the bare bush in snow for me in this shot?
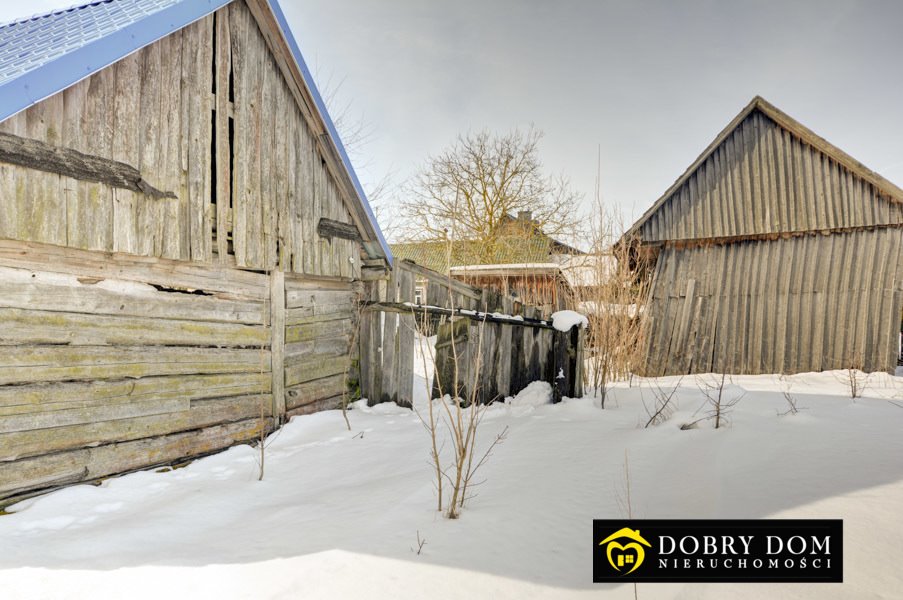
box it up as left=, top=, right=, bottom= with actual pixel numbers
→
left=574, top=164, right=651, bottom=408
left=777, top=377, right=806, bottom=416
left=833, top=358, right=868, bottom=400
left=643, top=377, right=682, bottom=428
left=408, top=224, right=508, bottom=519
left=683, top=374, right=745, bottom=430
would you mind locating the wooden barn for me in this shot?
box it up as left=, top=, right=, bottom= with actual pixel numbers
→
left=0, top=0, right=391, bottom=505
left=625, top=96, right=903, bottom=376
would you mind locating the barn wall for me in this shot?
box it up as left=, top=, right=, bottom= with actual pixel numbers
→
left=0, top=241, right=270, bottom=503
left=0, top=240, right=358, bottom=505
left=641, top=229, right=903, bottom=376
left=0, top=1, right=361, bottom=279
left=639, top=110, right=903, bottom=243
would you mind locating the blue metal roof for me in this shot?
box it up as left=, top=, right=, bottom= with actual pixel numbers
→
left=0, top=0, right=392, bottom=265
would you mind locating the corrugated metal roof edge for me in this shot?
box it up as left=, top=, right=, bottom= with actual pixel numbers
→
left=0, top=0, right=392, bottom=267
left=265, top=0, right=392, bottom=267
left=0, top=0, right=231, bottom=122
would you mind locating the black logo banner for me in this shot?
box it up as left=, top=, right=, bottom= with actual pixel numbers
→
left=593, top=519, right=842, bottom=583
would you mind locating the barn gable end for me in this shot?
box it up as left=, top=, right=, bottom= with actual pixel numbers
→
left=628, top=97, right=903, bottom=244
left=0, top=0, right=388, bottom=506
left=0, top=0, right=389, bottom=275
left=629, top=97, right=903, bottom=377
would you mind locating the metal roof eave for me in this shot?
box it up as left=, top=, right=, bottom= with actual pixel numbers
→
left=0, top=0, right=233, bottom=124
left=265, top=0, right=393, bottom=268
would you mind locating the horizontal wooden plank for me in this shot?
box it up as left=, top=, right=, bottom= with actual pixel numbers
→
left=0, top=267, right=266, bottom=324
left=285, top=374, right=346, bottom=411
left=286, top=395, right=342, bottom=419
left=285, top=356, right=349, bottom=387
left=285, top=319, right=352, bottom=344
left=284, top=335, right=351, bottom=363
left=0, top=372, right=270, bottom=411
left=285, top=305, right=354, bottom=326
left=285, top=288, right=354, bottom=310
left=0, top=307, right=269, bottom=347
left=0, top=418, right=266, bottom=498
left=0, top=396, right=187, bottom=435
left=0, top=394, right=271, bottom=462
left=0, top=346, right=271, bottom=385
left=0, top=239, right=267, bottom=299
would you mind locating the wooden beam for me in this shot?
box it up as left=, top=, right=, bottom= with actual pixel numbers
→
left=317, top=217, right=362, bottom=242
left=364, top=301, right=556, bottom=330
left=0, top=131, right=176, bottom=199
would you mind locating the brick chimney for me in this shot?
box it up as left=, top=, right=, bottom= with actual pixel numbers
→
left=517, top=210, right=533, bottom=222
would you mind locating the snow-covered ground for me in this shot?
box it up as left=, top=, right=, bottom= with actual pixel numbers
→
left=2, top=366, right=903, bottom=599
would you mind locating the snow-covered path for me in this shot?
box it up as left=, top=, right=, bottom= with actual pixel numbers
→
left=2, top=371, right=903, bottom=599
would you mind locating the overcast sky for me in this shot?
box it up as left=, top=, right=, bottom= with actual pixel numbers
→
left=3, top=1, right=903, bottom=236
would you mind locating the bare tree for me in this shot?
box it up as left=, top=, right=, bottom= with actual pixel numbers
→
left=399, top=126, right=583, bottom=253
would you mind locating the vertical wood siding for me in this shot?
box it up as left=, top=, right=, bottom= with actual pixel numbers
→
left=0, top=1, right=362, bottom=279
left=641, top=230, right=903, bottom=376
left=639, top=110, right=903, bottom=243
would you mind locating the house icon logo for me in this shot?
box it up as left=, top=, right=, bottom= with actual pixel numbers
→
left=599, top=527, right=652, bottom=575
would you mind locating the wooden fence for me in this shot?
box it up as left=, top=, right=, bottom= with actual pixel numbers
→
left=360, top=260, right=583, bottom=407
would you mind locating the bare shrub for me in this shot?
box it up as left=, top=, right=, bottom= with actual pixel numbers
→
left=683, top=374, right=745, bottom=430
left=411, top=530, right=427, bottom=555
left=574, top=183, right=650, bottom=408
left=409, top=233, right=509, bottom=519
left=834, top=358, right=867, bottom=399
left=777, top=377, right=806, bottom=416
left=643, top=377, right=682, bottom=428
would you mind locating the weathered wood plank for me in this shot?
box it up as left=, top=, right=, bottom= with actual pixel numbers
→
left=0, top=346, right=270, bottom=386
left=0, top=393, right=270, bottom=462
left=0, top=307, right=268, bottom=347
left=0, top=372, right=269, bottom=413
left=0, top=239, right=267, bottom=299
left=0, top=267, right=266, bottom=324
left=270, top=270, right=286, bottom=421
left=210, top=9, right=231, bottom=263
left=229, top=0, right=249, bottom=266
left=111, top=50, right=142, bottom=254
left=0, top=418, right=264, bottom=498
left=285, top=319, right=352, bottom=344
left=284, top=374, right=346, bottom=411
left=284, top=356, right=349, bottom=387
